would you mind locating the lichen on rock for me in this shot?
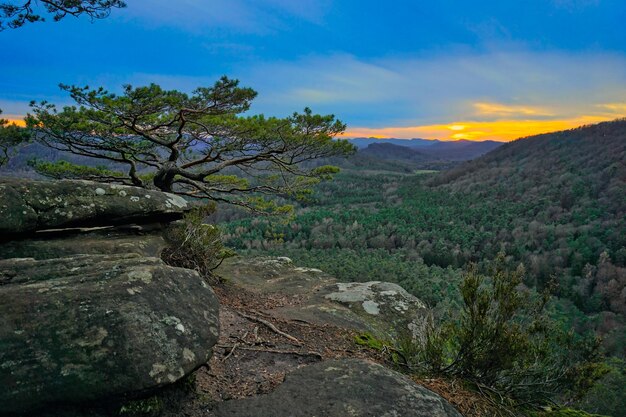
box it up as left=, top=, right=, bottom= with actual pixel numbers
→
left=0, top=178, right=220, bottom=415
left=218, top=256, right=430, bottom=343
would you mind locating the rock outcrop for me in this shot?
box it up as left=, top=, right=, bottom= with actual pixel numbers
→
left=200, top=257, right=457, bottom=416
left=0, top=178, right=219, bottom=415
left=0, top=178, right=188, bottom=237
left=0, top=178, right=459, bottom=416
left=213, top=359, right=462, bottom=417
left=217, top=256, right=429, bottom=341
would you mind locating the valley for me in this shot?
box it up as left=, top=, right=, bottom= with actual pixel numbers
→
left=219, top=121, right=626, bottom=415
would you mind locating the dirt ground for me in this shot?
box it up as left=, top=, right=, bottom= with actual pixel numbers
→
left=157, top=283, right=385, bottom=417
left=154, top=282, right=489, bottom=417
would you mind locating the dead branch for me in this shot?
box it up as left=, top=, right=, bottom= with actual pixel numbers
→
left=235, top=310, right=302, bottom=346
left=217, top=344, right=322, bottom=359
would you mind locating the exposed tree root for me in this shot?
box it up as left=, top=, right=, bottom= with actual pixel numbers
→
left=235, top=310, right=303, bottom=346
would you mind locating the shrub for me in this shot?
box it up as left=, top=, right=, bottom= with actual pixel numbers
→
left=533, top=407, right=609, bottom=417
left=398, top=253, right=604, bottom=412
left=575, top=358, right=626, bottom=417
left=162, top=204, right=235, bottom=282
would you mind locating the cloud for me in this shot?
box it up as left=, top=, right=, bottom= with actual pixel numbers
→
left=597, top=102, right=626, bottom=113
left=3, top=46, right=626, bottom=142
left=473, top=102, right=554, bottom=118
left=122, top=0, right=331, bottom=33
left=235, top=48, right=626, bottom=140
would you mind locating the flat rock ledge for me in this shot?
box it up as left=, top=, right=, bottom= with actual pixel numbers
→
left=213, top=359, right=462, bottom=417
left=0, top=178, right=188, bottom=237
left=217, top=256, right=429, bottom=341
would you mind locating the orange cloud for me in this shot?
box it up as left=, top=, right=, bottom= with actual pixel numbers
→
left=473, top=102, right=554, bottom=117
left=597, top=102, right=626, bottom=114
left=344, top=115, right=613, bottom=142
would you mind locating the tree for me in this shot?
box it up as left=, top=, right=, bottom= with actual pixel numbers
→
left=26, top=77, right=355, bottom=213
left=0, top=110, right=29, bottom=166
left=0, top=0, right=125, bottom=30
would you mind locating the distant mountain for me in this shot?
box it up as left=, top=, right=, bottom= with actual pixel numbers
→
left=347, top=137, right=438, bottom=149
left=421, top=139, right=503, bottom=160
left=355, top=139, right=503, bottom=163
left=3, top=135, right=503, bottom=179
left=358, top=142, right=430, bottom=161
left=433, top=120, right=626, bottom=212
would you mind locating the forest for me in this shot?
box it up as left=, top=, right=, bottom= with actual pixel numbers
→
left=219, top=121, right=626, bottom=415
left=2, top=1, right=625, bottom=416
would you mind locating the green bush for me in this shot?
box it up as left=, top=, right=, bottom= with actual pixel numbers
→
left=162, top=204, right=235, bottom=282
left=533, top=407, right=609, bottom=417
left=576, top=358, right=626, bottom=417
left=398, top=253, right=604, bottom=411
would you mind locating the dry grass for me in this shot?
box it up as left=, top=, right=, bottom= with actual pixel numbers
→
left=416, top=376, right=513, bottom=417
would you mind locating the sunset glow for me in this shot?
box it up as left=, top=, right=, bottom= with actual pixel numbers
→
left=344, top=115, right=616, bottom=142
left=2, top=118, right=26, bottom=127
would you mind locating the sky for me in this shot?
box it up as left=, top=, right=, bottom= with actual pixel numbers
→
left=1, top=0, right=626, bottom=141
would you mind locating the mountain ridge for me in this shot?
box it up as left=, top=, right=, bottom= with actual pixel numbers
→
left=346, top=136, right=503, bottom=150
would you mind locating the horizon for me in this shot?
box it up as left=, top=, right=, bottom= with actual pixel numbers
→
left=2, top=1, right=626, bottom=142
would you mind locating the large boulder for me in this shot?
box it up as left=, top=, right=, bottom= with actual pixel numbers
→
left=213, top=359, right=462, bottom=417
left=0, top=254, right=219, bottom=415
left=217, top=256, right=429, bottom=341
left=0, top=178, right=188, bottom=236
left=0, top=178, right=220, bottom=415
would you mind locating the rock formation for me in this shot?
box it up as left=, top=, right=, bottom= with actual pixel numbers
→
left=216, top=256, right=429, bottom=341
left=213, top=359, right=462, bottom=417
left=0, top=178, right=220, bottom=415
left=0, top=177, right=188, bottom=237
left=0, top=178, right=462, bottom=417
left=198, top=256, right=460, bottom=417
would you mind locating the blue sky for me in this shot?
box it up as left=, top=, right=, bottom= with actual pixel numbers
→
left=2, top=0, right=626, bottom=140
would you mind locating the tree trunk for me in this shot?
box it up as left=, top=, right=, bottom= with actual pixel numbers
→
left=153, top=167, right=176, bottom=192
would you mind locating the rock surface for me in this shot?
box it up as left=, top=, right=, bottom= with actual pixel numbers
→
left=0, top=255, right=219, bottom=414
left=0, top=178, right=188, bottom=236
left=0, top=178, right=220, bottom=415
left=217, top=256, right=429, bottom=341
left=0, top=227, right=168, bottom=260
left=213, top=359, right=462, bottom=417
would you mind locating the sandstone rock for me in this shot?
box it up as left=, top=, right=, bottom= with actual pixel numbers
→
left=217, top=256, right=429, bottom=341
left=324, top=281, right=428, bottom=339
left=0, top=254, right=219, bottom=415
left=0, top=178, right=188, bottom=236
left=0, top=228, right=168, bottom=260
left=213, top=359, right=462, bottom=417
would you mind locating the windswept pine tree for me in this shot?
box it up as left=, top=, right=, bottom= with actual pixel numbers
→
left=26, top=78, right=355, bottom=214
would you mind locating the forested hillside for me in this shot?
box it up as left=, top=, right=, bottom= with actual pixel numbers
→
left=433, top=120, right=626, bottom=320
left=222, top=121, right=626, bottom=358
